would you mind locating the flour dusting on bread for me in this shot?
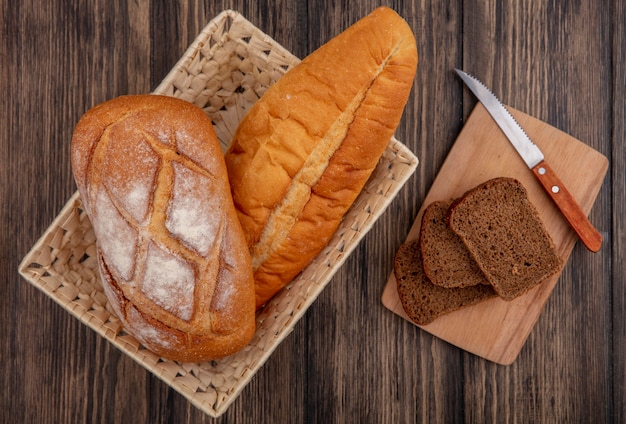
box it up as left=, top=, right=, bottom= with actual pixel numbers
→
left=142, top=242, right=195, bottom=321
left=71, top=94, right=256, bottom=362
left=167, top=162, right=220, bottom=256
left=93, top=188, right=137, bottom=281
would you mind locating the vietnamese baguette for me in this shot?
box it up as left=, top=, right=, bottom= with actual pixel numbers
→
left=225, top=7, right=418, bottom=308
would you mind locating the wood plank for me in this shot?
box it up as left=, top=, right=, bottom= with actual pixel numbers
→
left=612, top=0, right=626, bottom=422
left=296, top=1, right=467, bottom=422
left=1, top=0, right=621, bottom=422
left=460, top=0, right=614, bottom=422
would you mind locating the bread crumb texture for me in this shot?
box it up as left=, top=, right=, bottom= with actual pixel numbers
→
left=448, top=177, right=563, bottom=301
left=394, top=240, right=496, bottom=325
left=420, top=200, right=489, bottom=288
left=395, top=177, right=563, bottom=325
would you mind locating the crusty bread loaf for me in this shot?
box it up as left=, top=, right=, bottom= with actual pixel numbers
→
left=447, top=177, right=563, bottom=301
left=394, top=240, right=497, bottom=325
left=71, top=94, right=256, bottom=362
left=224, top=7, right=418, bottom=308
left=419, top=200, right=489, bottom=288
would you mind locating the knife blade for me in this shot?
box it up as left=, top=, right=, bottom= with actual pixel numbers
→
left=455, top=68, right=602, bottom=252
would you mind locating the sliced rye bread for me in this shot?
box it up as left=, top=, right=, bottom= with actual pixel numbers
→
left=394, top=239, right=497, bottom=325
left=447, top=177, right=563, bottom=301
left=419, top=200, right=489, bottom=288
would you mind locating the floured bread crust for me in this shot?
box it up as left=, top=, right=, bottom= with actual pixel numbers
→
left=71, top=94, right=255, bottom=362
left=225, top=6, right=418, bottom=308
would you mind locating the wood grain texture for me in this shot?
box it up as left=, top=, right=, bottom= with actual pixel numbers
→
left=1, top=0, right=621, bottom=423
left=611, top=1, right=626, bottom=423
left=461, top=1, right=615, bottom=423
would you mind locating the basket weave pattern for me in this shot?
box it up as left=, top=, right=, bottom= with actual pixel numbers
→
left=19, top=10, right=418, bottom=418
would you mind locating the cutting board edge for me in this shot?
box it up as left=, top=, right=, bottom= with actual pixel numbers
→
left=381, top=103, right=609, bottom=365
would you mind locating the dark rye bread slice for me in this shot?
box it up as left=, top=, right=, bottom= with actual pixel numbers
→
left=447, top=177, right=563, bottom=301
left=419, top=200, right=489, bottom=288
left=394, top=240, right=497, bottom=325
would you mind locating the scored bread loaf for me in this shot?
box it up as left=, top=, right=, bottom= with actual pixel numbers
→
left=447, top=177, right=563, bottom=301
left=224, top=6, right=418, bottom=308
left=419, top=200, right=489, bottom=288
left=394, top=240, right=497, bottom=325
left=71, top=94, right=256, bottom=362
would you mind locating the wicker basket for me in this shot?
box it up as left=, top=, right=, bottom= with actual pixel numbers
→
left=18, top=10, right=418, bottom=418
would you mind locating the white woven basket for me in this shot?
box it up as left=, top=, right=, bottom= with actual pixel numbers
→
left=19, top=9, right=419, bottom=418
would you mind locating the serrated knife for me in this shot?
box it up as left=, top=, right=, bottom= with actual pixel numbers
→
left=455, top=68, right=602, bottom=252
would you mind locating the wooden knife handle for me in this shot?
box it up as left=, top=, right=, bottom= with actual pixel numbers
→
left=532, top=160, right=602, bottom=252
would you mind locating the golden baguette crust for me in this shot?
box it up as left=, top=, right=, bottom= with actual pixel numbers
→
left=71, top=94, right=255, bottom=362
left=224, top=7, right=418, bottom=308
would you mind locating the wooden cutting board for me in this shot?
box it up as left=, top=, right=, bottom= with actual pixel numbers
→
left=382, top=103, right=608, bottom=365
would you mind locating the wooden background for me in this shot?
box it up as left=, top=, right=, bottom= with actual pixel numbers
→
left=1, top=0, right=623, bottom=422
